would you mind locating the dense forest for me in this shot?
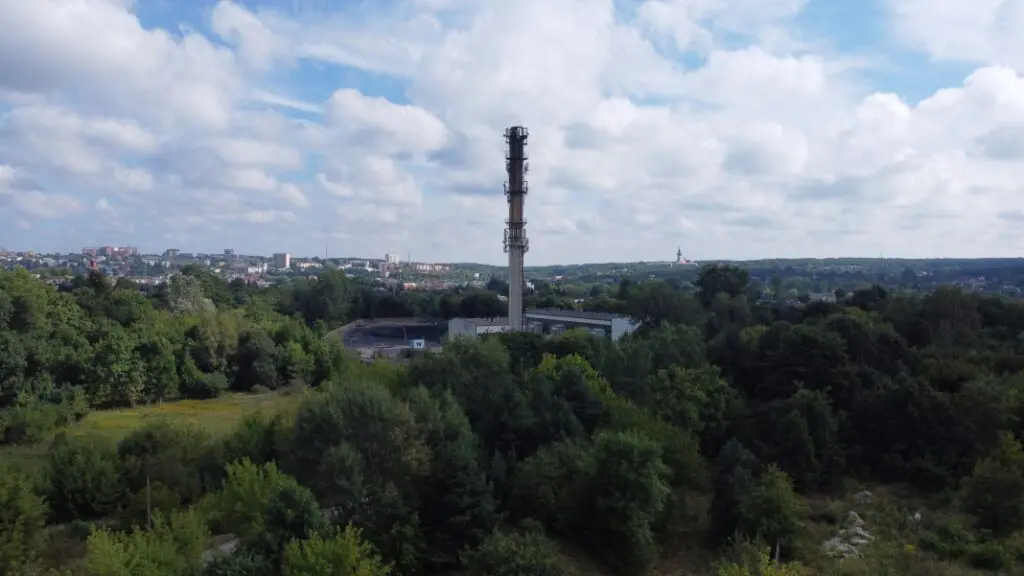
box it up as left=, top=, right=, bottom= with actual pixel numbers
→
left=3, top=263, right=1024, bottom=574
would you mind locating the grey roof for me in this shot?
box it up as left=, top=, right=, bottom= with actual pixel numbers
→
left=464, top=317, right=510, bottom=326
left=524, top=308, right=628, bottom=321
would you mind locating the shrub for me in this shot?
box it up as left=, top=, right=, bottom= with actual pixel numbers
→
left=201, top=550, right=274, bottom=576
left=961, top=432, right=1024, bottom=535
left=0, top=464, right=47, bottom=572
left=462, top=528, right=565, bottom=576
left=182, top=372, right=228, bottom=400
left=282, top=526, right=391, bottom=576
left=965, top=541, right=1011, bottom=571
left=918, top=519, right=973, bottom=559
left=47, top=433, right=124, bottom=522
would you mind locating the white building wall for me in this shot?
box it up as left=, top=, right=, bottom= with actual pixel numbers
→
left=610, top=317, right=641, bottom=341
left=447, top=318, right=475, bottom=340
left=448, top=318, right=511, bottom=339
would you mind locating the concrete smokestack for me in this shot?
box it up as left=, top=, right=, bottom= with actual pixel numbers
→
left=503, top=126, right=529, bottom=331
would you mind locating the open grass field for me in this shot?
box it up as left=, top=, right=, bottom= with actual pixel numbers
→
left=0, top=391, right=304, bottom=475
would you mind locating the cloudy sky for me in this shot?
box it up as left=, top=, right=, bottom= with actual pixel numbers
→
left=0, top=0, right=1022, bottom=264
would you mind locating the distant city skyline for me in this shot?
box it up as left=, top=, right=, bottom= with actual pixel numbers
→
left=4, top=242, right=1023, bottom=269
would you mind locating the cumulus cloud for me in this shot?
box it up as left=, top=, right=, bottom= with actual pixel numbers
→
left=0, top=0, right=1022, bottom=261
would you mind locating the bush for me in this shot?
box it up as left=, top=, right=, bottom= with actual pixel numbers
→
left=0, top=464, right=47, bottom=572
left=918, top=520, right=973, bottom=559
left=1, top=401, right=61, bottom=444
left=86, top=510, right=209, bottom=576
left=462, top=528, right=565, bottom=576
left=282, top=526, right=391, bottom=576
left=47, top=433, right=124, bottom=522
left=961, top=432, right=1024, bottom=535
left=716, top=548, right=810, bottom=576
left=182, top=372, right=228, bottom=400
left=117, top=421, right=213, bottom=505
left=201, top=551, right=274, bottom=576
left=965, top=541, right=1012, bottom=571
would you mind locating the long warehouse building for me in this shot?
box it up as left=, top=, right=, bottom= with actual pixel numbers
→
left=448, top=309, right=640, bottom=342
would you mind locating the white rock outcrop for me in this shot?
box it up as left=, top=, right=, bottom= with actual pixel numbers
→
left=822, top=511, right=874, bottom=560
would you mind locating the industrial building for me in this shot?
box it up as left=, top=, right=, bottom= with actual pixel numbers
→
left=448, top=317, right=511, bottom=339
left=524, top=309, right=640, bottom=341
left=446, top=126, right=641, bottom=344
left=448, top=309, right=639, bottom=342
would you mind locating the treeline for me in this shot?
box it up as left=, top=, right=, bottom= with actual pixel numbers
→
left=6, top=264, right=1024, bottom=574
left=0, top=266, right=350, bottom=445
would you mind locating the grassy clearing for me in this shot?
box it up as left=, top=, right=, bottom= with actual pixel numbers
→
left=553, top=486, right=1005, bottom=575
left=800, top=485, right=1000, bottom=575
left=0, top=391, right=304, bottom=474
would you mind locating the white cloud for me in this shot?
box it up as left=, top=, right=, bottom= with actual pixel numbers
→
left=279, top=183, right=310, bottom=208
left=210, top=0, right=288, bottom=70
left=245, top=210, right=297, bottom=224
left=887, top=0, right=1024, bottom=71
left=1, top=0, right=1024, bottom=261
left=0, top=0, right=241, bottom=132
left=326, top=89, right=447, bottom=154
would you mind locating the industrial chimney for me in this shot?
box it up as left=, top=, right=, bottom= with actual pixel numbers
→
left=504, top=126, right=529, bottom=331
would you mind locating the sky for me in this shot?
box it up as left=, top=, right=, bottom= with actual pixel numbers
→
left=1, top=0, right=1024, bottom=265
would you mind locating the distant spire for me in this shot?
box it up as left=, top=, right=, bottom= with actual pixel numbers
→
left=676, top=247, right=683, bottom=263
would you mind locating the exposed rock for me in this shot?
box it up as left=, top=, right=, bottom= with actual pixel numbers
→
left=853, top=490, right=873, bottom=505
left=844, top=511, right=864, bottom=528
left=823, top=511, right=873, bottom=560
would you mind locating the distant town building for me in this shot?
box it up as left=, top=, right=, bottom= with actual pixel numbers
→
left=224, top=249, right=235, bottom=257
left=384, top=253, right=400, bottom=265
left=164, top=249, right=180, bottom=258
left=674, top=247, right=696, bottom=266
left=272, top=252, right=290, bottom=269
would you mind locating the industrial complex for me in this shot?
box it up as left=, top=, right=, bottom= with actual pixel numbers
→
left=449, top=309, right=639, bottom=341
left=447, top=126, right=640, bottom=343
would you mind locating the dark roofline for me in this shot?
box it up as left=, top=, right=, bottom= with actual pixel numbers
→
left=462, top=317, right=510, bottom=326
left=525, top=308, right=629, bottom=321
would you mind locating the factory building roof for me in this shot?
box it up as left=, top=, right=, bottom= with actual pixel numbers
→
left=525, top=308, right=629, bottom=322
left=463, top=317, right=510, bottom=327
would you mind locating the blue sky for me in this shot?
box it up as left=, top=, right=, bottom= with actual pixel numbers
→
left=0, top=0, right=1022, bottom=264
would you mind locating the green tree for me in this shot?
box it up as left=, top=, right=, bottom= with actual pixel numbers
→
left=137, top=333, right=179, bottom=403
left=586, top=430, right=671, bottom=576
left=90, top=326, right=145, bottom=407
left=961, top=432, right=1024, bottom=535
left=407, top=389, right=498, bottom=570
left=208, top=460, right=326, bottom=566
left=116, top=421, right=213, bottom=508
left=282, top=526, right=391, bottom=576
left=709, top=439, right=759, bottom=546
left=85, top=510, right=208, bottom=576
left=462, top=528, right=565, bottom=576
left=47, top=433, right=124, bottom=522
left=696, top=264, right=750, bottom=307
left=0, top=465, right=46, bottom=574
left=735, top=465, right=806, bottom=558
left=286, top=382, right=429, bottom=571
